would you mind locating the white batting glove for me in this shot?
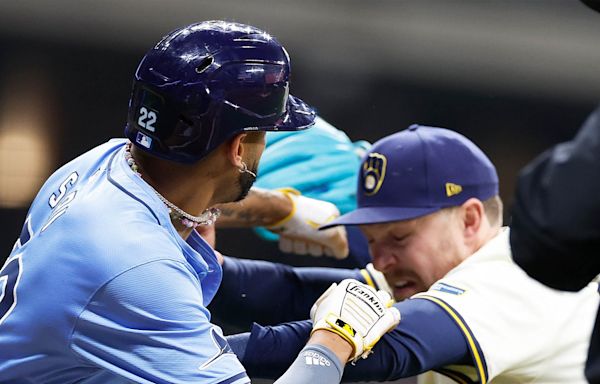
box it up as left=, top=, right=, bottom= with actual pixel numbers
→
left=360, top=263, right=394, bottom=299
left=267, top=188, right=349, bottom=259
left=310, top=279, right=401, bottom=362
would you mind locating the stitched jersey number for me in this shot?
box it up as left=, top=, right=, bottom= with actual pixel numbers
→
left=0, top=255, right=22, bottom=325
left=137, top=106, right=157, bottom=132
left=0, top=172, right=79, bottom=324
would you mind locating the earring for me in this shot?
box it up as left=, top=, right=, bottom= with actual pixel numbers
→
left=238, top=161, right=257, bottom=178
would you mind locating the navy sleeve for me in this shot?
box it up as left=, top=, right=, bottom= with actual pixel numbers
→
left=209, top=256, right=363, bottom=330
left=239, top=298, right=470, bottom=381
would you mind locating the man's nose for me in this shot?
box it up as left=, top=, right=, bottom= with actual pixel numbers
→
left=371, top=246, right=397, bottom=273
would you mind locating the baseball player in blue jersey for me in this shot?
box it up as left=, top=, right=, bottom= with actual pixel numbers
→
left=225, top=125, right=600, bottom=383
left=0, top=21, right=400, bottom=383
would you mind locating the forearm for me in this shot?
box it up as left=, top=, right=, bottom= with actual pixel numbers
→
left=237, top=320, right=400, bottom=382
left=210, top=256, right=363, bottom=329
left=274, top=336, right=349, bottom=384
left=215, top=188, right=292, bottom=228
left=236, top=299, right=470, bottom=382
left=231, top=320, right=312, bottom=379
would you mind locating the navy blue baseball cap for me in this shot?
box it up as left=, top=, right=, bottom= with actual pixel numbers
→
left=321, top=125, right=498, bottom=229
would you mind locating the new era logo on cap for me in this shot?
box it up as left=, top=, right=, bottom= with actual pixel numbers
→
left=321, top=125, right=499, bottom=229
left=445, top=182, right=463, bottom=197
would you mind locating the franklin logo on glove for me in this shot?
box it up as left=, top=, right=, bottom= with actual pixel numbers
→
left=347, top=283, right=385, bottom=314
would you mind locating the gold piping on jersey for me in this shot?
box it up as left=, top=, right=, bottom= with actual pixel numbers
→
left=417, top=295, right=488, bottom=384
left=360, top=269, right=376, bottom=289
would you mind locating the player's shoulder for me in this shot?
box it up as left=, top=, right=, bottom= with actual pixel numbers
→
left=414, top=228, right=541, bottom=304
left=48, top=139, right=126, bottom=184
left=21, top=137, right=192, bottom=290
left=417, top=227, right=599, bottom=312
left=68, top=202, right=180, bottom=265
left=57, top=139, right=180, bottom=262
left=28, top=140, right=125, bottom=209
left=36, top=178, right=183, bottom=280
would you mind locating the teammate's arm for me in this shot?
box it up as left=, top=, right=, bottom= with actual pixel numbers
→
left=215, top=187, right=348, bottom=258
left=230, top=298, right=471, bottom=381
left=272, top=331, right=351, bottom=384
left=273, top=279, right=400, bottom=384
left=210, top=256, right=387, bottom=329
left=216, top=188, right=293, bottom=228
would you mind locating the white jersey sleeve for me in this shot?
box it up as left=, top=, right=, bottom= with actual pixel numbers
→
left=413, top=228, right=599, bottom=384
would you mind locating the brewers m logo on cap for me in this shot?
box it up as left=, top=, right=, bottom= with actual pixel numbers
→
left=362, top=153, right=387, bottom=195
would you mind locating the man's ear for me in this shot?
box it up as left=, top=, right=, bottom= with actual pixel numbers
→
left=461, top=198, right=484, bottom=238
left=227, top=133, right=247, bottom=168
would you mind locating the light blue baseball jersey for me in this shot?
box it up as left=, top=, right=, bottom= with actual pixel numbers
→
left=0, top=139, right=249, bottom=384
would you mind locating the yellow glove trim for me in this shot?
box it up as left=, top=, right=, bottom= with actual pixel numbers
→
left=311, top=313, right=359, bottom=362
left=266, top=188, right=301, bottom=228
left=306, top=214, right=338, bottom=229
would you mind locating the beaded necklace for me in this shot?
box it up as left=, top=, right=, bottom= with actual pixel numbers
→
left=124, top=142, right=221, bottom=228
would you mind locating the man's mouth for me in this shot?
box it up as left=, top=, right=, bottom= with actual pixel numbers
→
left=392, top=280, right=417, bottom=300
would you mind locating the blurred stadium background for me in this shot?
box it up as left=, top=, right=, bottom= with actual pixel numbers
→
left=0, top=1, right=599, bottom=381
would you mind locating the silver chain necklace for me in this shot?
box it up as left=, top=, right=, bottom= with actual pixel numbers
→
left=124, top=142, right=221, bottom=228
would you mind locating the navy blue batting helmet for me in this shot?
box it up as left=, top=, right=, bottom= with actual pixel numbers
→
left=125, top=20, right=316, bottom=163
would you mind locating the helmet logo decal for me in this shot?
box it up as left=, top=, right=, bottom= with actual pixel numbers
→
left=445, top=182, right=463, bottom=197
left=363, top=153, right=387, bottom=196
left=136, top=132, right=153, bottom=149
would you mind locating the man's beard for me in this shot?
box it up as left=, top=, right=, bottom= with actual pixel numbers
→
left=234, top=163, right=258, bottom=202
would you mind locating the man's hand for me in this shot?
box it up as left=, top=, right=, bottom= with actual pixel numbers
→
left=310, top=279, right=401, bottom=362
left=267, top=188, right=349, bottom=259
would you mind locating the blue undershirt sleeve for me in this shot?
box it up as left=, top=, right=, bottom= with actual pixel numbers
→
left=209, top=256, right=363, bottom=329
left=234, top=298, right=470, bottom=382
